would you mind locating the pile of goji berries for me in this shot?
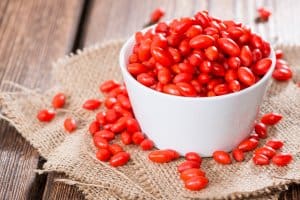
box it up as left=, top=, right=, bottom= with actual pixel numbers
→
left=212, top=112, right=292, bottom=167
left=128, top=11, right=276, bottom=97
left=36, top=10, right=295, bottom=192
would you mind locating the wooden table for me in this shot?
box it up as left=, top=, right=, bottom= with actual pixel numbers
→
left=0, top=0, right=299, bottom=199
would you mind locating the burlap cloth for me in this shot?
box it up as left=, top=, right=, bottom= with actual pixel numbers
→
left=0, top=41, right=299, bottom=200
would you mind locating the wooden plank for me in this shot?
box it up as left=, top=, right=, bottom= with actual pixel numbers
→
left=42, top=173, right=85, bottom=200
left=81, top=0, right=208, bottom=47
left=208, top=0, right=235, bottom=20
left=0, top=0, right=84, bottom=199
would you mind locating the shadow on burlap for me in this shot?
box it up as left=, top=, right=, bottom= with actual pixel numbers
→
left=0, top=41, right=299, bottom=200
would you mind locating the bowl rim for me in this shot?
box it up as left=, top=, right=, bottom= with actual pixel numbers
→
left=119, top=27, right=276, bottom=102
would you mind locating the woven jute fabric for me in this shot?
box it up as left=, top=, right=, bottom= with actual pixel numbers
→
left=0, top=41, right=299, bottom=200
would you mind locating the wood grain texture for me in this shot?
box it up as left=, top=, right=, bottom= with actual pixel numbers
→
left=42, top=173, right=85, bottom=200
left=80, top=0, right=208, bottom=47
left=0, top=0, right=84, bottom=199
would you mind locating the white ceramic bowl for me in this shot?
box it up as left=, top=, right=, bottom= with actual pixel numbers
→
left=119, top=32, right=276, bottom=157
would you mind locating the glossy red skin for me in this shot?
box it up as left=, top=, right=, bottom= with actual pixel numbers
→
left=121, top=131, right=132, bottom=145
left=214, top=84, right=229, bottom=96
left=180, top=168, right=206, bottom=181
left=189, top=35, right=215, bottom=49
left=252, top=58, right=272, bottom=75
left=128, top=63, right=148, bottom=76
left=228, top=80, right=241, bottom=92
left=93, top=137, right=109, bottom=149
left=132, top=132, right=145, bottom=145
left=227, top=57, right=241, bottom=69
left=82, top=99, right=102, bottom=110
left=111, top=117, right=128, bottom=133
left=94, top=130, right=115, bottom=141
left=104, top=96, right=118, bottom=109
left=254, top=146, right=276, bottom=159
left=232, top=149, right=245, bottom=162
left=105, top=109, right=119, bottom=123
left=260, top=113, right=282, bottom=125
left=240, top=45, right=252, bottom=66
left=163, top=84, right=181, bottom=96
left=96, top=149, right=111, bottom=162
left=254, top=122, right=268, bottom=139
left=213, top=151, right=232, bottom=164
left=237, top=67, right=255, bottom=86
left=177, top=161, right=201, bottom=173
left=148, top=150, right=175, bottom=163
left=272, top=153, right=293, bottom=166
left=64, top=118, right=77, bottom=133
left=52, top=93, right=66, bottom=109
left=272, top=68, right=293, bottom=81
left=126, top=118, right=141, bottom=133
left=184, top=176, right=209, bottom=191
left=253, top=154, right=270, bottom=165
left=205, top=46, right=219, bottom=61
left=158, top=68, right=172, bottom=84
left=217, top=38, right=240, bottom=56
left=150, top=8, right=165, bottom=23
left=108, top=144, right=124, bottom=155
left=238, top=138, right=259, bottom=152
left=137, top=73, right=155, bottom=87
left=37, top=109, right=56, bottom=122
left=151, top=47, right=173, bottom=67
left=266, top=139, right=284, bottom=150
left=185, top=152, right=202, bottom=164
left=89, top=121, right=100, bottom=135
left=117, top=94, right=131, bottom=110
left=173, top=73, right=193, bottom=84
left=176, top=82, right=197, bottom=97
left=99, top=80, right=120, bottom=93
left=109, top=152, right=130, bottom=167
left=140, top=139, right=154, bottom=150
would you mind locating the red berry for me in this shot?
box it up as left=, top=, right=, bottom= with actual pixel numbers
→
left=37, top=109, right=55, bottom=122
left=180, top=168, right=206, bottom=181
left=184, top=176, right=209, bottom=191
left=266, top=139, right=284, bottom=150
left=52, top=93, right=66, bottom=109
left=237, top=67, right=255, bottom=86
left=238, top=138, right=259, bottom=152
left=148, top=150, right=178, bottom=163
left=140, top=139, right=154, bottom=150
left=96, top=149, right=111, bottom=162
left=150, top=8, right=165, bottom=23
left=132, top=131, right=145, bottom=145
left=253, top=154, right=270, bottom=165
left=94, top=130, right=115, bottom=141
left=83, top=99, right=101, bottom=110
left=254, top=122, right=268, bottom=139
left=213, top=151, right=231, bottom=164
left=261, top=112, right=282, bottom=125
left=185, top=152, right=202, bottom=164
left=272, top=153, right=292, bottom=167
left=89, top=121, right=100, bottom=135
left=109, top=152, right=130, bottom=167
left=64, top=118, right=77, bottom=133
left=232, top=149, right=245, bottom=162
left=108, top=144, right=124, bottom=155
left=177, top=161, right=200, bottom=173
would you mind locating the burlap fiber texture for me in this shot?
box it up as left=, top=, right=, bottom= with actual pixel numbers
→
left=0, top=41, right=299, bottom=200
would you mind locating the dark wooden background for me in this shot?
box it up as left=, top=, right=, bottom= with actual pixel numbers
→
left=0, top=0, right=299, bottom=199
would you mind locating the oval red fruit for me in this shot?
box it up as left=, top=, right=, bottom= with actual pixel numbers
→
left=109, top=152, right=130, bottom=167
left=52, top=93, right=66, bottom=109
left=213, top=151, right=232, bottom=164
